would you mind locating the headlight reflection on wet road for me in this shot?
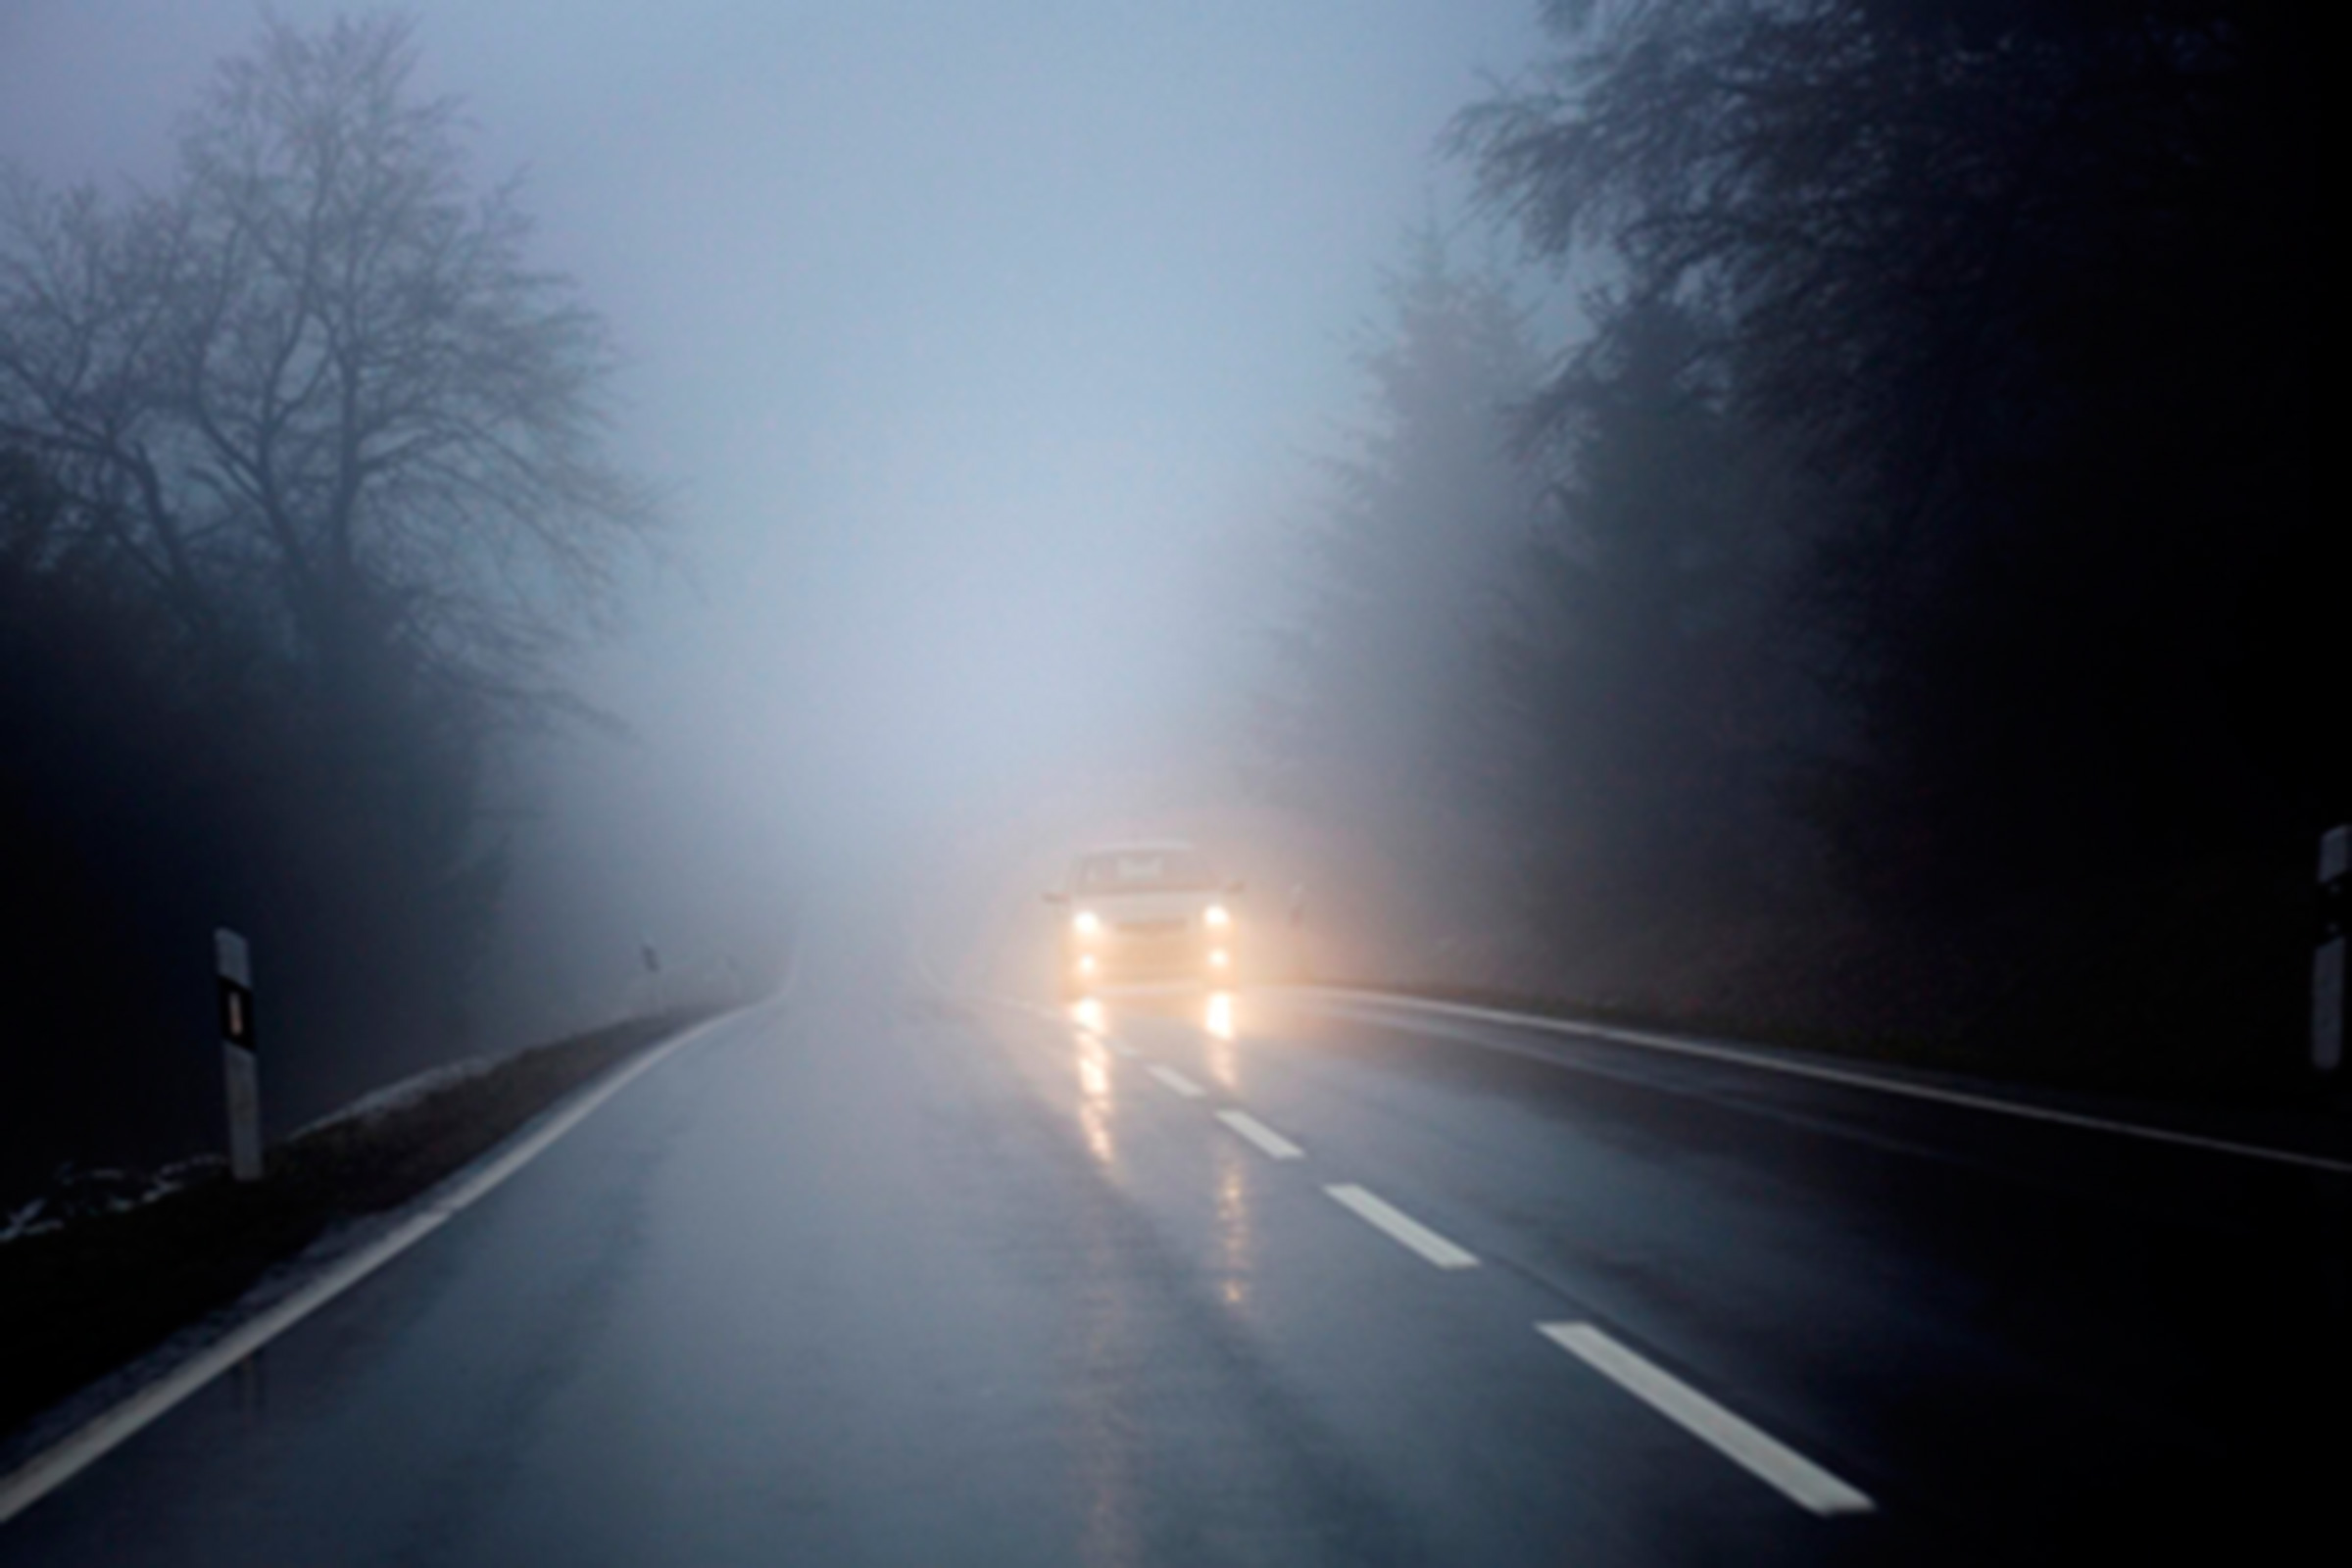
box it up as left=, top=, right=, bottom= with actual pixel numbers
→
left=1072, top=1024, right=1118, bottom=1168
left=1202, top=990, right=1240, bottom=1091
left=1203, top=990, right=1236, bottom=1041
left=1215, top=1148, right=1254, bottom=1309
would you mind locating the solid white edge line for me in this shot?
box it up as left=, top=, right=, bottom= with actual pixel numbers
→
left=1538, top=1322, right=1874, bottom=1516
left=1149, top=1064, right=1206, bottom=1099
left=1323, top=1183, right=1478, bottom=1269
left=1309, top=990, right=2352, bottom=1177
left=1216, top=1109, right=1304, bottom=1160
left=0, top=1006, right=752, bottom=1526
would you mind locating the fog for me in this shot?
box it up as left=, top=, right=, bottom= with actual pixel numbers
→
left=8, top=0, right=1537, bottom=858
left=0, top=12, right=2326, bottom=1557
left=0, top=2, right=2321, bottom=1192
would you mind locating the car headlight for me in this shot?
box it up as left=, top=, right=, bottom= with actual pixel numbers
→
left=1203, top=904, right=1232, bottom=928
left=1072, top=909, right=1102, bottom=938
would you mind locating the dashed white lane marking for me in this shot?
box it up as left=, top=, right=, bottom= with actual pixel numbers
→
left=1537, top=1322, right=1875, bottom=1516
left=1149, top=1064, right=1206, bottom=1099
left=0, top=1006, right=756, bottom=1527
left=1216, top=1109, right=1304, bottom=1160
left=1103, top=1037, right=1140, bottom=1060
left=1324, top=1184, right=1479, bottom=1269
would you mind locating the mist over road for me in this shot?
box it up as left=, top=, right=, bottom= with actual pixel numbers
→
left=3, top=903, right=2339, bottom=1566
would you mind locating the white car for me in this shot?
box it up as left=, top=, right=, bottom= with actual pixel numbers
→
left=1047, top=840, right=1241, bottom=997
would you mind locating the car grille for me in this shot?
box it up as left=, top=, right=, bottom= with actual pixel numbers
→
left=1114, top=917, right=1188, bottom=934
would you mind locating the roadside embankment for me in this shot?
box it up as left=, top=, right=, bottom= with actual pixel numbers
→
left=0, top=1005, right=724, bottom=1443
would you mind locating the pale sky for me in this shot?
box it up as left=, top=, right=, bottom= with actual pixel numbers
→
left=0, top=1, right=1551, bottom=902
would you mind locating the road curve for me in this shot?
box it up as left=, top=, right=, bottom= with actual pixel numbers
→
left=1, top=936, right=2339, bottom=1565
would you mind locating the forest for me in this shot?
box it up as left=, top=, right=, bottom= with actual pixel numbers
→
left=1261, top=0, right=2323, bottom=1088
left=0, top=16, right=663, bottom=1197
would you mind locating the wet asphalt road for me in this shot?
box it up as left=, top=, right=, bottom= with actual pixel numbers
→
left=4, top=938, right=2345, bottom=1565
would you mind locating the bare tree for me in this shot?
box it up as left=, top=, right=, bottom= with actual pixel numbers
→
left=0, top=172, right=219, bottom=642
left=0, top=13, right=663, bottom=1165
left=0, top=11, right=656, bottom=718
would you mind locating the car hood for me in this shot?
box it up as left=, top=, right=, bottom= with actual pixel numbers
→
left=1072, top=890, right=1221, bottom=925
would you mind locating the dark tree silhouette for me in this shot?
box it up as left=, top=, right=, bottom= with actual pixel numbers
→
left=0, top=13, right=655, bottom=722
left=1491, top=296, right=1806, bottom=957
left=1252, top=228, right=1545, bottom=957
left=0, top=14, right=658, bottom=1193
left=1457, top=0, right=2314, bottom=918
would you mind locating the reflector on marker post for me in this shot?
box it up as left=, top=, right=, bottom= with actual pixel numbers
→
left=216, top=927, right=263, bottom=1181
left=2316, top=826, right=2348, bottom=1074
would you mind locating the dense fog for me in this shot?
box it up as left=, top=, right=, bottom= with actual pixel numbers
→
left=0, top=2, right=2321, bottom=1199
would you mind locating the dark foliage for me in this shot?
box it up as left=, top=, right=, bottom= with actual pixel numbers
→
left=1491, top=296, right=1809, bottom=947
left=1443, top=0, right=2318, bottom=1075
left=1461, top=0, right=2316, bottom=910
left=1250, top=228, right=1545, bottom=953
left=0, top=16, right=654, bottom=1195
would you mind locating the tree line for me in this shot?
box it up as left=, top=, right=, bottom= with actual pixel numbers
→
left=1261, top=0, right=2319, bottom=1087
left=0, top=14, right=657, bottom=1194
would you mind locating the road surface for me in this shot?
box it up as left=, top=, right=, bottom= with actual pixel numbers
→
left=2, top=923, right=2343, bottom=1565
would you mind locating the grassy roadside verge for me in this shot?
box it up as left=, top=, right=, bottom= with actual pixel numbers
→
left=1326, top=858, right=2337, bottom=1106
left=0, top=1004, right=725, bottom=1444
left=1308, top=973, right=2350, bottom=1117
left=1309, top=975, right=2009, bottom=1075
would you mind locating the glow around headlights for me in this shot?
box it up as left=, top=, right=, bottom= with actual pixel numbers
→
left=1072, top=909, right=1102, bottom=938
left=1203, top=904, right=1232, bottom=927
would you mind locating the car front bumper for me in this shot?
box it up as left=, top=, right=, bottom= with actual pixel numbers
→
left=1066, top=930, right=1235, bottom=987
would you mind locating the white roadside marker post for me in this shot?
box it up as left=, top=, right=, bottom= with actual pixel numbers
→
left=2316, top=826, right=2348, bottom=1074
left=215, top=928, right=263, bottom=1181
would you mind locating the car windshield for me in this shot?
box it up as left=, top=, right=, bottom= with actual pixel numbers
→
left=1075, top=849, right=1215, bottom=894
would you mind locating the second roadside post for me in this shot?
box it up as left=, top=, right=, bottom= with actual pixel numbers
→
left=2315, top=826, right=2348, bottom=1075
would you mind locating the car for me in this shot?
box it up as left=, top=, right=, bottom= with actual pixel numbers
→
left=1046, top=840, right=1242, bottom=997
